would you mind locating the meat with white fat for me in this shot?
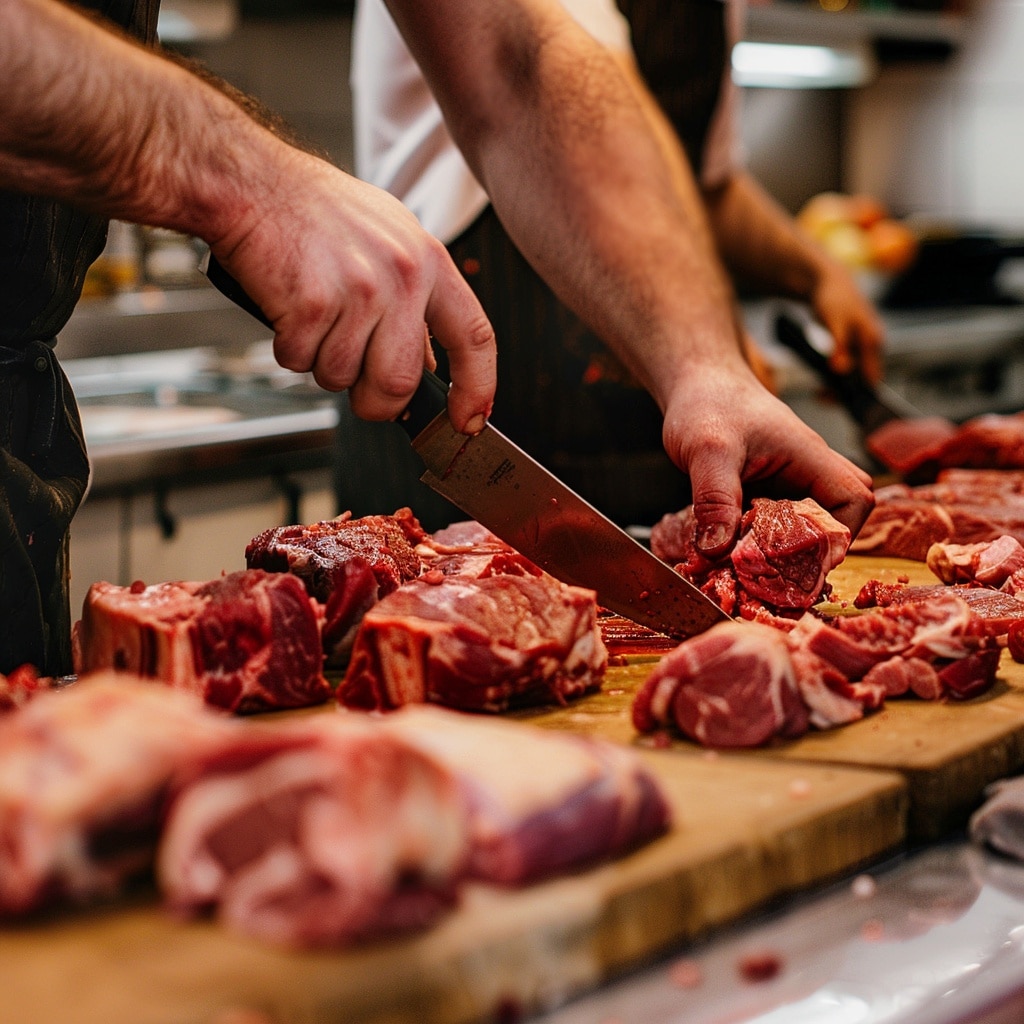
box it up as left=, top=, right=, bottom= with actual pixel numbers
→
left=632, top=621, right=810, bottom=747
left=337, top=567, right=607, bottom=713
left=380, top=705, right=670, bottom=885
left=158, top=713, right=471, bottom=948
left=0, top=675, right=235, bottom=916
left=75, top=570, right=329, bottom=712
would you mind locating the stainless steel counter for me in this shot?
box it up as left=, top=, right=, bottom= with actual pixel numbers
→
left=65, top=343, right=338, bottom=495
left=534, top=839, right=1024, bottom=1024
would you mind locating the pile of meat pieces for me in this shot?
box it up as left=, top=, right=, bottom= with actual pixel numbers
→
left=637, top=495, right=1015, bottom=748
left=0, top=675, right=669, bottom=947
left=852, top=469, right=1024, bottom=562
left=73, top=509, right=607, bottom=716
left=865, top=412, right=1024, bottom=482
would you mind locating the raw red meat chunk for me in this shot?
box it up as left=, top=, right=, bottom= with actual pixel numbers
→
left=159, top=713, right=471, bottom=949
left=338, top=567, right=607, bottom=712
left=650, top=498, right=850, bottom=617
left=851, top=470, right=1024, bottom=560
left=0, top=675, right=235, bottom=916
left=76, top=569, right=329, bottom=712
left=867, top=413, right=1024, bottom=482
left=633, top=621, right=809, bottom=747
left=926, top=535, right=1024, bottom=587
left=381, top=706, right=670, bottom=885
left=245, top=509, right=425, bottom=665
left=865, top=416, right=958, bottom=480
left=732, top=498, right=850, bottom=609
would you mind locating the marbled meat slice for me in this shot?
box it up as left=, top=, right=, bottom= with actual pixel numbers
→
left=381, top=705, right=670, bottom=885
left=337, top=569, right=607, bottom=713
left=633, top=621, right=810, bottom=748
left=76, top=569, right=329, bottom=712
left=633, top=591, right=1003, bottom=748
left=926, top=535, right=1024, bottom=587
left=158, top=713, right=470, bottom=948
left=850, top=492, right=955, bottom=562
left=0, top=674, right=235, bottom=916
left=245, top=509, right=425, bottom=665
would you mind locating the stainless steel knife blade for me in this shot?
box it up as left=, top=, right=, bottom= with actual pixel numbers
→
left=407, top=398, right=729, bottom=639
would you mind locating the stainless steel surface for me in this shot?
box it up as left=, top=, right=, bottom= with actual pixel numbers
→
left=534, top=840, right=1024, bottom=1024
left=411, top=409, right=729, bottom=638
left=66, top=343, right=337, bottom=493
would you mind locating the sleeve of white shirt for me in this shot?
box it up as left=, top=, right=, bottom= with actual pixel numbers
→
left=350, top=0, right=633, bottom=244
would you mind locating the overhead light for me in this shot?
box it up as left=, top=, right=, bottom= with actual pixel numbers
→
left=731, top=41, right=877, bottom=88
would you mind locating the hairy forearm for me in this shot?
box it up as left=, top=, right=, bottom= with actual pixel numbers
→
left=702, top=170, right=831, bottom=299
left=385, top=0, right=747, bottom=411
left=0, top=0, right=281, bottom=248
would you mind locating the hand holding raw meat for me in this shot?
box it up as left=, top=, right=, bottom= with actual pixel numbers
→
left=660, top=362, right=874, bottom=559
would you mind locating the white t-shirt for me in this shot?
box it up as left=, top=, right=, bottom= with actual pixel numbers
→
left=351, top=0, right=742, bottom=244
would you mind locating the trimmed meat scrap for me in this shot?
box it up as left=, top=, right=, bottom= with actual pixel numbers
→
left=380, top=705, right=670, bottom=885
left=338, top=570, right=607, bottom=713
left=0, top=675, right=235, bottom=916
left=75, top=570, right=329, bottom=712
left=158, top=714, right=471, bottom=949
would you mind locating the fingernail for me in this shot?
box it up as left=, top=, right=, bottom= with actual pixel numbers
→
left=464, top=413, right=487, bottom=436
left=697, top=522, right=729, bottom=551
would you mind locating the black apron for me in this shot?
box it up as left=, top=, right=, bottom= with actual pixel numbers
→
left=0, top=0, right=159, bottom=675
left=335, top=0, right=729, bottom=532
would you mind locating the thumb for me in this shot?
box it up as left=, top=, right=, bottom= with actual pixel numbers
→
left=689, top=463, right=743, bottom=560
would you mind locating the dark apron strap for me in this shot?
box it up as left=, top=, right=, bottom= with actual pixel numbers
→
left=0, top=341, right=89, bottom=676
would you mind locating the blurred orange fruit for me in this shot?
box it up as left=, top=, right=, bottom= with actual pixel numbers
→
left=866, top=219, right=918, bottom=273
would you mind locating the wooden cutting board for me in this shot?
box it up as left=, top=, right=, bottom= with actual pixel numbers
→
left=761, top=555, right=1024, bottom=840
left=1, top=725, right=905, bottom=1024
left=522, top=555, right=1024, bottom=842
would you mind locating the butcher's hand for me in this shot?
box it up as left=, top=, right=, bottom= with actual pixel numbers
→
left=208, top=150, right=496, bottom=435
left=662, top=364, right=875, bottom=559
left=809, top=258, right=886, bottom=387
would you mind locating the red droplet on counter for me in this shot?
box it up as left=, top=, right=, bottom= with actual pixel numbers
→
left=129, top=580, right=146, bottom=594
left=738, top=950, right=784, bottom=984
left=549, top=497, right=558, bottom=507
left=638, top=590, right=650, bottom=601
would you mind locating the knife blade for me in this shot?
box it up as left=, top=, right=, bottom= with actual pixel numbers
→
left=201, top=251, right=727, bottom=638
left=398, top=372, right=728, bottom=639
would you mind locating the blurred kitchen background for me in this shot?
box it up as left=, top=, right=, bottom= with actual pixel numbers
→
left=63, top=0, right=1024, bottom=612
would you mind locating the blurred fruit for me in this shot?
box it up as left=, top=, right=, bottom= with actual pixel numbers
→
left=820, top=221, right=873, bottom=269
left=797, top=191, right=917, bottom=275
left=865, top=219, right=918, bottom=274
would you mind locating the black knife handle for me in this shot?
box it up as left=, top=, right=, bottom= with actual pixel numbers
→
left=202, top=251, right=449, bottom=435
left=773, top=309, right=882, bottom=425
left=204, top=251, right=274, bottom=330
